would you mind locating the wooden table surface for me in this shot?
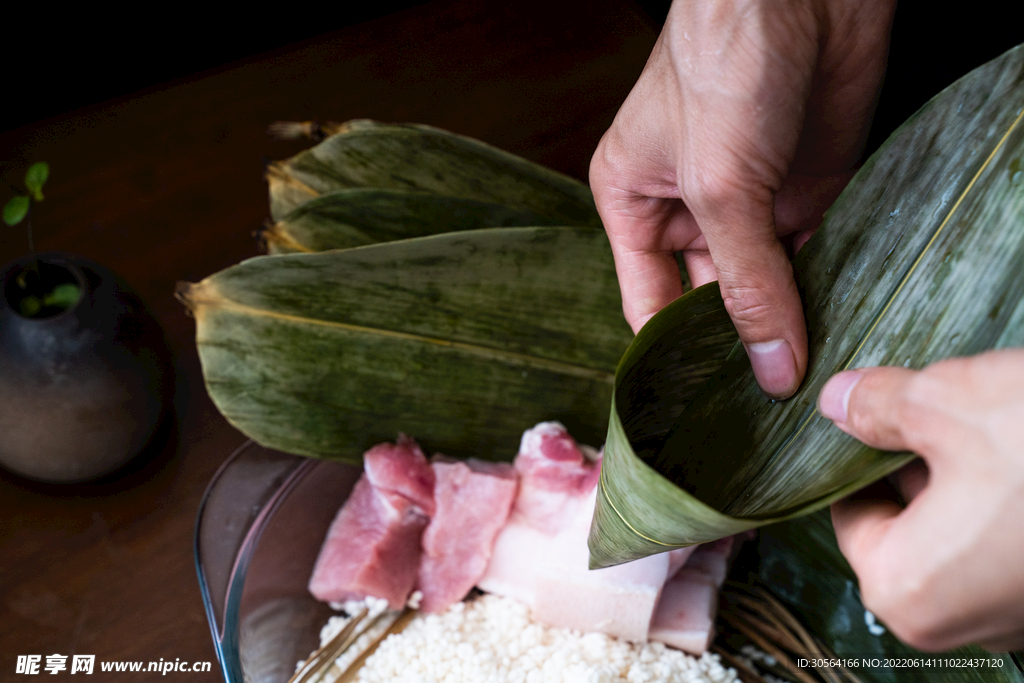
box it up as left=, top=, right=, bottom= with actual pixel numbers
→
left=0, top=2, right=657, bottom=679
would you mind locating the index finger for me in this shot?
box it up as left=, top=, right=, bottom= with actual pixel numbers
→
left=590, top=141, right=701, bottom=333
left=598, top=199, right=703, bottom=332
left=608, top=245, right=687, bottom=334
left=694, top=196, right=808, bottom=398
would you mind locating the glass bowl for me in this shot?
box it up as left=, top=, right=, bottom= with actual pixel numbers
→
left=194, top=440, right=361, bottom=683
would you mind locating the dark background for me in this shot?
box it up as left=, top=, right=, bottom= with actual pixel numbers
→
left=2, top=2, right=1020, bottom=156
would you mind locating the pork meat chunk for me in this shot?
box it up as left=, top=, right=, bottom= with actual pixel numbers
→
left=417, top=457, right=517, bottom=613
left=308, top=436, right=435, bottom=608
left=479, top=422, right=671, bottom=642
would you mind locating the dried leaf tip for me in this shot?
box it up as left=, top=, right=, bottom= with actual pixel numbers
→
left=173, top=280, right=215, bottom=316
left=267, top=120, right=347, bottom=142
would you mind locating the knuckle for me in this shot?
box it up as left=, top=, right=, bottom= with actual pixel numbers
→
left=911, top=364, right=956, bottom=402
left=678, top=137, right=779, bottom=208
left=845, top=382, right=895, bottom=445
left=683, top=167, right=741, bottom=208
left=846, top=410, right=886, bottom=448
left=682, top=166, right=774, bottom=220
left=720, top=287, right=777, bottom=328
left=588, top=137, right=615, bottom=188
left=898, top=372, right=947, bottom=451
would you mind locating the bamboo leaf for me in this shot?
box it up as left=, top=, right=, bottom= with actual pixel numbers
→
left=264, top=188, right=562, bottom=254
left=589, top=283, right=752, bottom=567
left=179, top=226, right=633, bottom=461
left=591, top=43, right=1024, bottom=566
left=266, top=120, right=600, bottom=226
left=748, top=512, right=1024, bottom=683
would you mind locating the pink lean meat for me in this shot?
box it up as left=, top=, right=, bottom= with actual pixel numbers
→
left=308, top=436, right=434, bottom=608
left=363, top=435, right=436, bottom=516
left=416, top=456, right=517, bottom=613
left=477, top=422, right=678, bottom=642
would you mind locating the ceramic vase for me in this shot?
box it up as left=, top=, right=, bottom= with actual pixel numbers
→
left=0, top=252, right=172, bottom=482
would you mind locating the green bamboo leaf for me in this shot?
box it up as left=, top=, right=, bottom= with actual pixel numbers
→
left=589, top=283, right=755, bottom=567
left=748, top=511, right=1024, bottom=683
left=266, top=120, right=600, bottom=226
left=179, top=226, right=633, bottom=461
left=591, top=43, right=1024, bottom=566
left=264, top=188, right=561, bottom=254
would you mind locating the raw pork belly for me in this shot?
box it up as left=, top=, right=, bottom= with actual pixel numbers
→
left=677, top=535, right=734, bottom=587
left=308, top=423, right=739, bottom=655
left=417, top=457, right=517, bottom=613
left=648, top=536, right=735, bottom=654
left=308, top=437, right=435, bottom=608
left=477, top=422, right=672, bottom=642
left=364, top=435, right=436, bottom=517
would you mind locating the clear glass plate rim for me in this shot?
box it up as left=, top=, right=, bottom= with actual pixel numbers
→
left=193, top=440, right=317, bottom=683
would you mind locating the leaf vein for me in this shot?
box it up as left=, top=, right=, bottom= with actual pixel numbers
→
left=198, top=298, right=616, bottom=383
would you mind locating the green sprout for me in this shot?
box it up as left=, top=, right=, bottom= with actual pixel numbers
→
left=3, top=163, right=82, bottom=318
left=3, top=162, right=49, bottom=251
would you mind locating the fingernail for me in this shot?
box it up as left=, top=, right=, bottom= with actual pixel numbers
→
left=819, top=370, right=862, bottom=423
left=745, top=340, right=798, bottom=398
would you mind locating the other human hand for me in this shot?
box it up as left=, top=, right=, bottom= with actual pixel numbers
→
left=590, top=0, right=894, bottom=397
left=820, top=349, right=1024, bottom=651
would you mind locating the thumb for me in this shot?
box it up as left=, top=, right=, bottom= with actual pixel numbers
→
left=699, top=199, right=808, bottom=399
left=817, top=366, right=919, bottom=451
left=819, top=366, right=922, bottom=576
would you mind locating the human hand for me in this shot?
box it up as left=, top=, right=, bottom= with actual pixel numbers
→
left=590, top=0, right=894, bottom=397
left=819, top=350, right=1024, bottom=651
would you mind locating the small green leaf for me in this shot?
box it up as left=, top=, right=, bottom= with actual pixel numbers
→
left=43, top=283, right=81, bottom=309
left=19, top=295, right=41, bottom=317
left=3, top=196, right=30, bottom=226
left=24, top=162, right=49, bottom=201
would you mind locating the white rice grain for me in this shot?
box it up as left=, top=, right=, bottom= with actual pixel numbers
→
left=314, top=593, right=738, bottom=683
